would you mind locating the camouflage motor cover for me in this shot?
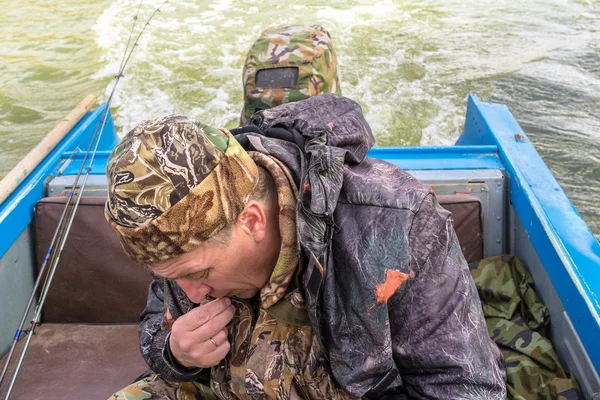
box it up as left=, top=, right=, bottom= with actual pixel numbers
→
left=241, top=24, right=342, bottom=124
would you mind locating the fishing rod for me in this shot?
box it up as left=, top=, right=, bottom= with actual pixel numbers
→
left=0, top=2, right=168, bottom=397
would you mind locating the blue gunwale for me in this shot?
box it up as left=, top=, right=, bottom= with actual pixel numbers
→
left=459, top=94, right=600, bottom=371
left=56, top=146, right=504, bottom=177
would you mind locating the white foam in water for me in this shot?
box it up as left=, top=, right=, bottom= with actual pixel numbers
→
left=315, top=2, right=469, bottom=144
left=189, top=88, right=239, bottom=127
left=110, top=80, right=176, bottom=133
left=149, top=63, right=173, bottom=79
left=90, top=61, right=121, bottom=81
left=94, top=2, right=128, bottom=52
left=211, top=0, right=232, bottom=13
left=519, top=62, right=600, bottom=98
left=93, top=0, right=192, bottom=134
left=317, top=3, right=399, bottom=20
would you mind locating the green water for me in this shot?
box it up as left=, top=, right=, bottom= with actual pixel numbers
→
left=1, top=0, right=599, bottom=238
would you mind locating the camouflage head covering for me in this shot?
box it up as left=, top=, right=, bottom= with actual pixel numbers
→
left=105, top=114, right=259, bottom=266
left=241, top=24, right=342, bottom=124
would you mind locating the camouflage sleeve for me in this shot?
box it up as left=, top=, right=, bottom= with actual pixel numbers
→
left=139, top=278, right=205, bottom=381
left=388, top=194, right=507, bottom=399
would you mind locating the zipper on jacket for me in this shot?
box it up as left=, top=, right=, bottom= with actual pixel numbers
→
left=231, top=297, right=257, bottom=336
left=322, top=216, right=338, bottom=275
left=325, top=217, right=337, bottom=243
left=229, top=297, right=257, bottom=369
left=210, top=297, right=257, bottom=399
left=293, top=377, right=310, bottom=400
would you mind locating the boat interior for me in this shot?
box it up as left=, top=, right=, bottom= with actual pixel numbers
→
left=1, top=159, right=597, bottom=400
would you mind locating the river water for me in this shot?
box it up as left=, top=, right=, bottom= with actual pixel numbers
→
left=1, top=0, right=599, bottom=239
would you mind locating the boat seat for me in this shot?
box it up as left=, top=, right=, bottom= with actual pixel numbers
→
left=0, top=196, right=152, bottom=399
left=34, top=196, right=151, bottom=323
left=0, top=324, right=146, bottom=400
left=32, top=193, right=483, bottom=321
left=436, top=193, right=483, bottom=264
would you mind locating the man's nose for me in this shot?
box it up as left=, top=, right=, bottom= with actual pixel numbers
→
left=175, top=279, right=212, bottom=303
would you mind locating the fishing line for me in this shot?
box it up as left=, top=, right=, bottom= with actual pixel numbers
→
left=0, top=2, right=168, bottom=397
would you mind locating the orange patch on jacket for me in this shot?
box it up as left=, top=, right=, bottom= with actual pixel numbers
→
left=375, top=270, right=410, bottom=304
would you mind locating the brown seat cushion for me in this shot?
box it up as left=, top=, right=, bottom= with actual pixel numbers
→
left=35, top=196, right=152, bottom=323
left=437, top=194, right=483, bottom=264
left=0, top=324, right=147, bottom=400
left=33, top=193, right=483, bottom=325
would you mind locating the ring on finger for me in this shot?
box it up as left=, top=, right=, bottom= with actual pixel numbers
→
left=209, top=337, right=218, bottom=347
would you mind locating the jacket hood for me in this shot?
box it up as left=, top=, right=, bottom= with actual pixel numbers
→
left=247, top=93, right=375, bottom=165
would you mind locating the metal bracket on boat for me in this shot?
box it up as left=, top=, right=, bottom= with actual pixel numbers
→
left=514, top=132, right=526, bottom=143
left=56, top=147, right=82, bottom=177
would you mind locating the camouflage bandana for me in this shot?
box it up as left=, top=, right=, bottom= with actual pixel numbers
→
left=241, top=24, right=342, bottom=124
left=105, top=114, right=258, bottom=266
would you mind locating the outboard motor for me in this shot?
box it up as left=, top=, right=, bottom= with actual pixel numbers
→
left=241, top=24, right=342, bottom=124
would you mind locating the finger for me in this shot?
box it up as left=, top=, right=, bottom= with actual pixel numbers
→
left=178, top=297, right=232, bottom=331
left=207, top=328, right=228, bottom=347
left=193, top=304, right=235, bottom=340
left=200, top=339, right=231, bottom=368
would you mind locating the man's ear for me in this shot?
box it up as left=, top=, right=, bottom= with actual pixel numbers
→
left=237, top=201, right=267, bottom=242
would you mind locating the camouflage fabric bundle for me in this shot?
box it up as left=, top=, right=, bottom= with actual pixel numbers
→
left=109, top=374, right=202, bottom=400
left=241, top=24, right=342, bottom=124
left=470, top=255, right=582, bottom=400
left=105, top=114, right=258, bottom=266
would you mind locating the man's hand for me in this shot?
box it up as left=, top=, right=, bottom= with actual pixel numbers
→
left=169, top=296, right=235, bottom=368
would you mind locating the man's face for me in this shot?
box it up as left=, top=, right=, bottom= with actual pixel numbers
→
left=151, top=201, right=280, bottom=302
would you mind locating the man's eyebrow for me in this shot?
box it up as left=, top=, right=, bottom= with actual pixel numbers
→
left=171, top=272, right=191, bottom=280
left=148, top=268, right=187, bottom=280
left=171, top=267, right=211, bottom=281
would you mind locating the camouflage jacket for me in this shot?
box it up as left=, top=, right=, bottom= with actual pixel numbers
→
left=139, top=94, right=507, bottom=399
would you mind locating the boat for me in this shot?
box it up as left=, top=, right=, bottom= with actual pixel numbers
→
left=0, top=93, right=598, bottom=399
